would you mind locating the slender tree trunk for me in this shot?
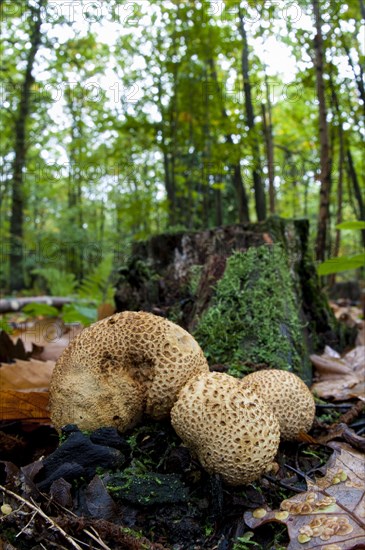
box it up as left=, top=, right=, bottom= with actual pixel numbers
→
left=238, top=9, right=266, bottom=221
left=342, top=39, right=365, bottom=120
left=360, top=0, right=365, bottom=20
left=207, top=57, right=250, bottom=222
left=202, top=65, right=217, bottom=227
left=261, top=103, right=275, bottom=214
left=312, top=0, right=332, bottom=262
left=9, top=0, right=44, bottom=290
left=66, top=97, right=84, bottom=280
left=347, top=149, right=365, bottom=247
left=157, top=66, right=176, bottom=226
left=263, top=69, right=275, bottom=213
left=329, top=76, right=345, bottom=262
left=169, top=41, right=180, bottom=226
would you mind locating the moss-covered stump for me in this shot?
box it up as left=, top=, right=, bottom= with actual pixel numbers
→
left=114, top=217, right=355, bottom=383
left=193, top=246, right=309, bottom=379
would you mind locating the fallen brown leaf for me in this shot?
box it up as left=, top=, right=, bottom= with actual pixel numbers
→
left=245, top=442, right=365, bottom=549
left=0, top=390, right=49, bottom=421
left=0, top=358, right=55, bottom=422
left=10, top=320, right=82, bottom=362
left=311, top=346, right=365, bottom=401
left=0, top=359, right=55, bottom=391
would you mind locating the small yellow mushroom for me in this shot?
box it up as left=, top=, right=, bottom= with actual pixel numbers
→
left=1, top=504, right=13, bottom=515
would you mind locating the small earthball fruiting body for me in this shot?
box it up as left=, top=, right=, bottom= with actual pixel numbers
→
left=171, top=372, right=280, bottom=485
left=240, top=369, right=315, bottom=441
left=50, top=311, right=209, bottom=432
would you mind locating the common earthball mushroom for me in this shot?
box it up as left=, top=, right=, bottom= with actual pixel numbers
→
left=170, top=372, right=280, bottom=485
left=50, top=311, right=209, bottom=432
left=240, top=369, right=315, bottom=441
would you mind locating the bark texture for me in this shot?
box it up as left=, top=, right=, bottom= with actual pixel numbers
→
left=313, top=0, right=332, bottom=262
left=9, top=0, right=44, bottom=290
left=115, top=217, right=355, bottom=384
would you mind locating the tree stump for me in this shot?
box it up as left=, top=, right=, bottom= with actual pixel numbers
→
left=115, top=217, right=355, bottom=383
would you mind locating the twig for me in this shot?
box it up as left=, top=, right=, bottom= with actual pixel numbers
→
left=315, top=403, right=353, bottom=409
left=262, top=475, right=304, bottom=493
left=84, top=526, right=112, bottom=550
left=335, top=400, right=364, bottom=426
left=285, top=463, right=310, bottom=482
left=15, top=510, right=37, bottom=538
left=0, top=485, right=83, bottom=550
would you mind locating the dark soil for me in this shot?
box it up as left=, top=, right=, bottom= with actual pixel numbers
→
left=2, top=405, right=363, bottom=550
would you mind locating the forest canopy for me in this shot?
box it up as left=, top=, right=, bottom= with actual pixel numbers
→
left=0, top=0, right=364, bottom=291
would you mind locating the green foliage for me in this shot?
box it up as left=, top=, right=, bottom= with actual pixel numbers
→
left=318, top=221, right=365, bottom=275
left=0, top=318, right=13, bottom=334
left=77, top=255, right=115, bottom=304
left=22, top=303, right=59, bottom=317
left=232, top=532, right=260, bottom=550
left=317, top=254, right=364, bottom=275
left=32, top=268, right=77, bottom=297
left=1, top=0, right=363, bottom=290
left=61, top=303, right=97, bottom=326
left=194, top=246, right=307, bottom=374
left=336, top=221, right=365, bottom=230
left=188, top=265, right=203, bottom=296
left=59, top=255, right=115, bottom=325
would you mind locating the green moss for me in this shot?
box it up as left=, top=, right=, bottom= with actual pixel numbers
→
left=106, top=462, right=188, bottom=506
left=194, top=245, right=310, bottom=380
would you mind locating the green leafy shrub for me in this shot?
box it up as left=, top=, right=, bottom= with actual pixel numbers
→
left=317, top=221, right=365, bottom=276
left=22, top=303, right=59, bottom=317
left=32, top=267, right=77, bottom=296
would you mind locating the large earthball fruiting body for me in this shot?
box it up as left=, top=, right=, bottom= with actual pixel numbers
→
left=171, top=372, right=280, bottom=485
left=240, top=369, right=316, bottom=440
left=50, top=311, right=209, bottom=432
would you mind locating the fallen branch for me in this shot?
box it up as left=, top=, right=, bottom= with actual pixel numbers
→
left=0, top=485, right=83, bottom=550
left=0, top=296, right=72, bottom=314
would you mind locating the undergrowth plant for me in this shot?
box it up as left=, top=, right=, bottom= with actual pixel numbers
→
left=317, top=221, right=365, bottom=276
left=26, top=255, right=116, bottom=325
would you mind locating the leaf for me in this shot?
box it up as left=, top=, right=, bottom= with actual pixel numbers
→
left=0, top=331, right=31, bottom=362
left=336, top=221, right=365, bottom=231
left=244, top=442, right=365, bottom=549
left=317, top=255, right=364, bottom=276
left=0, top=390, right=49, bottom=421
left=22, top=303, right=59, bottom=317
left=310, top=346, right=365, bottom=401
left=85, top=475, right=117, bottom=520
left=0, top=357, right=55, bottom=422
left=9, top=319, right=82, bottom=361
left=0, top=358, right=55, bottom=391
left=61, top=303, right=97, bottom=325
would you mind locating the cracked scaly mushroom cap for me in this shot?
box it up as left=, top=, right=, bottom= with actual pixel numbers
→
left=240, top=369, right=315, bottom=441
left=50, top=311, right=209, bottom=432
left=171, top=372, right=280, bottom=485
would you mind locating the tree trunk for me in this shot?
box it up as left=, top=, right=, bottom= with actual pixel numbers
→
left=329, top=76, right=345, bottom=262
left=347, top=149, right=365, bottom=247
left=238, top=9, right=266, bottom=221
left=360, top=0, right=365, bottom=19
left=157, top=70, right=176, bottom=226
left=261, top=102, right=275, bottom=214
left=115, top=218, right=356, bottom=384
left=342, top=39, right=365, bottom=120
left=9, top=0, right=44, bottom=291
left=207, top=57, right=250, bottom=222
left=312, top=0, right=332, bottom=262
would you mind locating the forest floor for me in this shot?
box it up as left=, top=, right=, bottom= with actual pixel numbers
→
left=0, top=300, right=364, bottom=550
